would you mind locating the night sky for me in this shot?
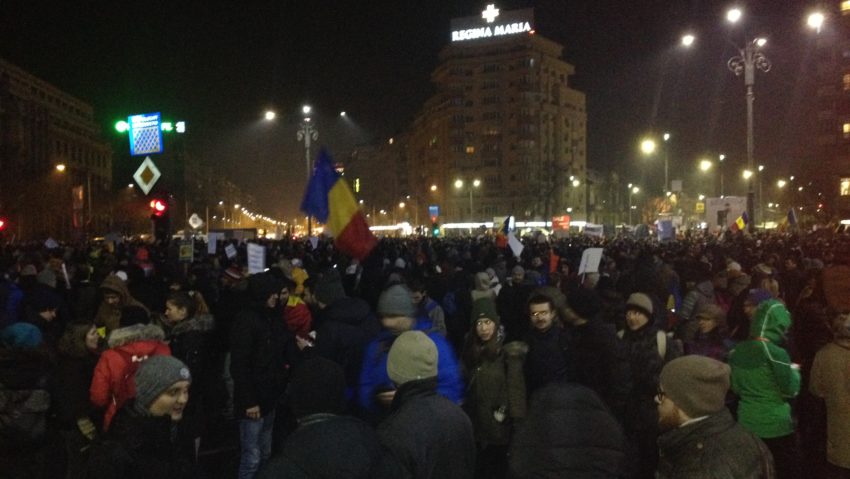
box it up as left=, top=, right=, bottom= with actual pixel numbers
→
left=2, top=0, right=822, bottom=219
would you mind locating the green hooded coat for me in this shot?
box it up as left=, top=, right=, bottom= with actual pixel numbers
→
left=729, top=299, right=800, bottom=438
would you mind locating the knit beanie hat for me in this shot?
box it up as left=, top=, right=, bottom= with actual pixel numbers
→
left=1, top=322, right=43, bottom=349
left=248, top=272, right=283, bottom=303
left=377, top=284, right=416, bottom=318
left=626, top=292, right=653, bottom=316
left=314, top=271, right=347, bottom=305
left=660, top=355, right=730, bottom=418
left=289, top=357, right=346, bottom=418
left=134, top=355, right=191, bottom=411
left=387, top=331, right=438, bottom=385
left=470, top=298, right=500, bottom=324
left=568, top=288, right=602, bottom=319
left=745, top=288, right=773, bottom=306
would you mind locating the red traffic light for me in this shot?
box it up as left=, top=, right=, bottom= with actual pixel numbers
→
left=149, top=199, right=167, bottom=217
left=0, top=218, right=6, bottom=231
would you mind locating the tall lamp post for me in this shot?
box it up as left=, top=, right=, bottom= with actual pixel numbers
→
left=454, top=178, right=481, bottom=221
left=718, top=154, right=726, bottom=197
left=296, top=105, right=318, bottom=236
left=628, top=184, right=640, bottom=225
left=726, top=8, right=771, bottom=231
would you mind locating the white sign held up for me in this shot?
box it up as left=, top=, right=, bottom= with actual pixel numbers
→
left=247, top=243, right=266, bottom=275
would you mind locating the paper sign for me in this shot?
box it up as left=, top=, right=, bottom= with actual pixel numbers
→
left=247, top=243, right=266, bottom=275
left=507, top=232, right=524, bottom=258
left=208, top=233, right=221, bottom=255
left=578, top=247, right=603, bottom=275
left=225, top=244, right=237, bottom=259
left=309, top=236, right=319, bottom=251
left=44, top=238, right=59, bottom=249
left=179, top=240, right=194, bottom=262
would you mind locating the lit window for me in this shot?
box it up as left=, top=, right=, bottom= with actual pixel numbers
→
left=841, top=178, right=850, bottom=196
left=466, top=146, right=475, bottom=154
left=843, top=1, right=850, bottom=14
left=844, top=123, right=850, bottom=138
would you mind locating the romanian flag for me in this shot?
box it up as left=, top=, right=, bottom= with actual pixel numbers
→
left=731, top=211, right=749, bottom=232
left=301, top=149, right=377, bottom=260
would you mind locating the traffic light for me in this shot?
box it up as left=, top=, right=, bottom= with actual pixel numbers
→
left=431, top=222, right=440, bottom=237
left=149, top=198, right=170, bottom=242
left=0, top=218, right=6, bottom=232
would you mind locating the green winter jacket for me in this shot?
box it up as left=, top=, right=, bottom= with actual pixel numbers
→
left=729, top=299, right=801, bottom=438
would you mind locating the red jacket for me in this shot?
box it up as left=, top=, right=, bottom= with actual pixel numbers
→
left=89, top=324, right=170, bottom=430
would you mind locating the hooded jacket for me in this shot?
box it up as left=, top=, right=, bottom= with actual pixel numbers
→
left=313, top=296, right=380, bottom=392
left=94, top=275, right=150, bottom=333
left=729, top=299, right=800, bottom=438
left=89, top=324, right=171, bottom=430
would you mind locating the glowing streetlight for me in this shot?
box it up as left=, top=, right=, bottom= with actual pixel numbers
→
left=473, top=179, right=481, bottom=188
left=399, top=202, right=406, bottom=209
left=699, top=159, right=713, bottom=172
left=264, top=111, right=276, bottom=121
left=681, top=34, right=695, bottom=47
left=742, top=169, right=754, bottom=180
left=777, top=179, right=787, bottom=188
left=302, top=105, right=312, bottom=115
left=632, top=186, right=640, bottom=194
left=572, top=179, right=581, bottom=187
left=454, top=179, right=464, bottom=189
left=640, top=138, right=657, bottom=155
left=218, top=200, right=224, bottom=206
left=430, top=184, right=438, bottom=192
left=727, top=8, right=742, bottom=24
left=55, top=164, right=66, bottom=172
left=699, top=194, right=706, bottom=201
left=758, top=164, right=765, bottom=172
left=807, top=12, right=825, bottom=32
left=755, top=38, right=767, bottom=48
left=339, top=111, right=347, bottom=117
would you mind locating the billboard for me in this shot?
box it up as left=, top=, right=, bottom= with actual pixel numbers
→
left=128, top=112, right=163, bottom=156
left=705, top=196, right=746, bottom=230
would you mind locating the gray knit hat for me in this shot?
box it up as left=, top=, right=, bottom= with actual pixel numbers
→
left=377, top=284, right=416, bottom=318
left=660, top=355, right=730, bottom=417
left=387, top=331, right=438, bottom=385
left=134, top=356, right=191, bottom=410
left=626, top=292, right=653, bottom=316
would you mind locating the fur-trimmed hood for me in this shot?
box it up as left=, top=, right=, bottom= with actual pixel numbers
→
left=171, top=313, right=215, bottom=336
left=106, top=323, right=165, bottom=348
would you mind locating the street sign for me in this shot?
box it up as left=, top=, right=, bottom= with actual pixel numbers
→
left=188, top=213, right=204, bottom=230
left=128, top=112, right=163, bottom=156
left=133, top=156, right=161, bottom=195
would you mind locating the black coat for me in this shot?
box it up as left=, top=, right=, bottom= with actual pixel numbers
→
left=230, top=303, right=292, bottom=416
left=313, top=297, right=380, bottom=390
left=497, top=283, right=533, bottom=342
left=657, top=410, right=775, bottom=479
left=50, top=351, right=99, bottom=429
left=508, top=382, right=629, bottom=479
left=167, top=313, right=216, bottom=438
left=378, top=378, right=475, bottom=479
left=86, top=406, right=195, bottom=479
left=524, top=325, right=570, bottom=393
left=258, top=414, right=404, bottom=479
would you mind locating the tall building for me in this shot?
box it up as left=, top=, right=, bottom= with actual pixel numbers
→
left=813, top=2, right=850, bottom=218
left=0, top=58, right=112, bottom=239
left=406, top=5, right=587, bottom=223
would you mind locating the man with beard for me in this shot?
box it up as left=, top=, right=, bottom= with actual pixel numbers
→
left=656, top=355, right=774, bottom=479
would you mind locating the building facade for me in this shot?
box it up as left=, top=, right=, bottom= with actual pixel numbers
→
left=404, top=6, right=587, bottom=224
left=0, top=58, right=112, bottom=239
left=813, top=2, right=850, bottom=218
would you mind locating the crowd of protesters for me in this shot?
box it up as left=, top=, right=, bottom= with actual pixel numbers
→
left=0, top=227, right=849, bottom=478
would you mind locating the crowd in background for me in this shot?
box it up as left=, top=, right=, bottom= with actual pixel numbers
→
left=0, top=228, right=849, bottom=478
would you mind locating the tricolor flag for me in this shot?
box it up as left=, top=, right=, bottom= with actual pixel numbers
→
left=731, top=211, right=749, bottom=232
left=300, top=149, right=377, bottom=260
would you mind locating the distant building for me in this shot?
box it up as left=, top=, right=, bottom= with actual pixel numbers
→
left=0, top=58, right=112, bottom=239
left=812, top=2, right=850, bottom=218
left=403, top=5, right=588, bottom=223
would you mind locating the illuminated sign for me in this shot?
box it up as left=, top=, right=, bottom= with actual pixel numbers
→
left=128, top=112, right=163, bottom=156
left=841, top=177, right=850, bottom=196
left=451, top=5, right=534, bottom=43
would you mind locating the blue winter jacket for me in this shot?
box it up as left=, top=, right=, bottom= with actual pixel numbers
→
left=358, top=330, right=464, bottom=413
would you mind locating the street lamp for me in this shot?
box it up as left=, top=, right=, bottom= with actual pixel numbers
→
left=681, top=34, right=695, bottom=47
left=296, top=105, right=318, bottom=235
left=727, top=8, right=771, bottom=231
left=699, top=159, right=712, bottom=172
left=718, top=154, right=726, bottom=197
left=742, top=169, right=754, bottom=180
left=454, top=178, right=482, bottom=221
left=640, top=135, right=669, bottom=193
left=55, top=163, right=66, bottom=172
left=628, top=185, right=640, bottom=225
left=777, top=179, right=787, bottom=188
left=264, top=111, right=276, bottom=121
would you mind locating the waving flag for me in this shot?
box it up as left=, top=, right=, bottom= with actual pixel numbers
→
left=301, top=149, right=377, bottom=260
left=731, top=211, right=749, bottom=232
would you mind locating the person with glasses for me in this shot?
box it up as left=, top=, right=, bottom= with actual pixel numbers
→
left=523, top=294, right=570, bottom=393
left=656, top=355, right=774, bottom=478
